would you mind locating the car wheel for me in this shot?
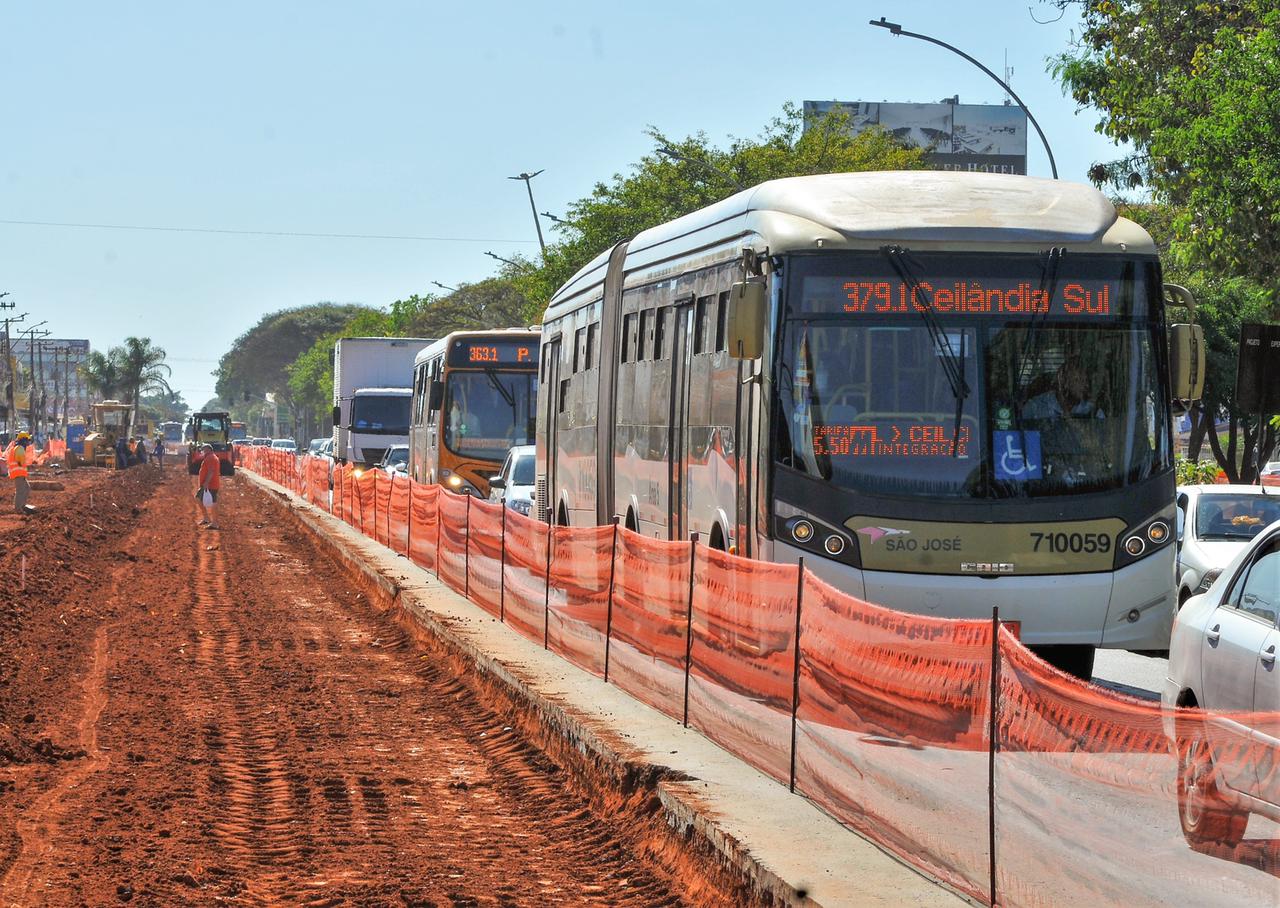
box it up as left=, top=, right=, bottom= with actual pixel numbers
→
left=1176, top=716, right=1249, bottom=850
left=1178, top=587, right=1191, bottom=609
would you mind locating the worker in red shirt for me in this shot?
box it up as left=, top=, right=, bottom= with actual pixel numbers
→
left=195, top=443, right=223, bottom=529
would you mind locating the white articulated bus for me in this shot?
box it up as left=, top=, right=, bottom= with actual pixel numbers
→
left=535, top=171, right=1204, bottom=677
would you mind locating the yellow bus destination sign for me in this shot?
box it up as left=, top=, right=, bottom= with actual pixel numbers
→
left=840, top=279, right=1117, bottom=318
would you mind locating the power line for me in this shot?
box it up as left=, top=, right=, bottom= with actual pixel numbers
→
left=0, top=218, right=537, bottom=244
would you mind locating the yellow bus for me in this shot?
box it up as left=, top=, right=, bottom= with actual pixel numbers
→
left=409, top=329, right=539, bottom=497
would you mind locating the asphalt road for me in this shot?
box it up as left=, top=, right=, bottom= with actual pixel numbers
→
left=1092, top=648, right=1169, bottom=700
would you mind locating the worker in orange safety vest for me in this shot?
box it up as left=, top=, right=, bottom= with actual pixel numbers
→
left=8, top=431, right=35, bottom=514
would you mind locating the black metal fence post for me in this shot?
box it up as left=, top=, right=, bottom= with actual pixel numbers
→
left=434, top=488, right=442, bottom=580
left=989, top=606, right=1001, bottom=908
left=682, top=532, right=699, bottom=728
left=603, top=517, right=619, bottom=682
left=404, top=477, right=413, bottom=558
left=789, top=557, right=805, bottom=793
left=543, top=521, right=554, bottom=650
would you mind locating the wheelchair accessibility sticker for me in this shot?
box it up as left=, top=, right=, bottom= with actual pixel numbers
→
left=994, top=430, right=1042, bottom=481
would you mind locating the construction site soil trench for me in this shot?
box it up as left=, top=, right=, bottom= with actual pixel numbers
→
left=0, top=465, right=754, bottom=907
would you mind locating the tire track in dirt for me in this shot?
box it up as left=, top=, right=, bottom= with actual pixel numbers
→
left=0, top=625, right=112, bottom=907
left=6, top=474, right=750, bottom=906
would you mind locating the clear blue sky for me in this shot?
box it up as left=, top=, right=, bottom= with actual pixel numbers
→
left=1, top=1, right=1121, bottom=406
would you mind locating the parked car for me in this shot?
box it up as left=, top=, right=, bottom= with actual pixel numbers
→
left=1176, top=485, right=1280, bottom=606
left=1263, top=461, right=1280, bottom=479
left=250, top=437, right=272, bottom=447
left=271, top=438, right=298, bottom=453
left=377, top=444, right=409, bottom=477
left=307, top=437, right=328, bottom=455
left=488, top=444, right=535, bottom=516
left=1163, top=518, right=1280, bottom=849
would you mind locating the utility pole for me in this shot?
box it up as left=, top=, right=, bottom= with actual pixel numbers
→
left=0, top=295, right=18, bottom=436
left=53, top=346, right=70, bottom=436
left=508, top=170, right=547, bottom=256
left=19, top=322, right=49, bottom=436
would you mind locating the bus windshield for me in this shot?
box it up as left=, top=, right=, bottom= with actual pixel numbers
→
left=351, top=396, right=410, bottom=435
left=775, top=251, right=1171, bottom=499
left=443, top=370, right=536, bottom=461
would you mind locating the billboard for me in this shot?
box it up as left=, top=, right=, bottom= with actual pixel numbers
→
left=803, top=100, right=1028, bottom=175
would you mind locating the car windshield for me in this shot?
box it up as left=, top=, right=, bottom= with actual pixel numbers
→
left=512, top=453, right=535, bottom=485
left=775, top=251, right=1171, bottom=499
left=351, top=395, right=410, bottom=435
left=443, top=370, right=536, bottom=461
left=1195, top=494, right=1280, bottom=541
left=385, top=447, right=408, bottom=466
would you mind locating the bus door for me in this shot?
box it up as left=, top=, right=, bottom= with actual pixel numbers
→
left=668, top=301, right=695, bottom=540
left=734, top=356, right=753, bottom=558
left=539, top=336, right=563, bottom=524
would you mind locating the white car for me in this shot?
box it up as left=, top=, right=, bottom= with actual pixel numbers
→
left=377, top=444, right=409, bottom=477
left=271, top=438, right=298, bottom=453
left=1163, top=519, right=1280, bottom=849
left=488, top=444, right=535, bottom=516
left=1263, top=461, right=1280, bottom=479
left=1175, top=485, right=1280, bottom=606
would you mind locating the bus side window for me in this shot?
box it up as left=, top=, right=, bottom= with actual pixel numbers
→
left=621, top=312, right=637, bottom=363
left=639, top=310, right=653, bottom=361
left=694, top=294, right=715, bottom=355
left=574, top=326, right=587, bottom=373
left=587, top=322, right=599, bottom=369
left=716, top=290, right=730, bottom=352
left=656, top=306, right=671, bottom=360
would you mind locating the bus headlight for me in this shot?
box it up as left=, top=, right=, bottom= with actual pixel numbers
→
left=1147, top=521, right=1169, bottom=544
left=823, top=534, right=846, bottom=556
left=791, top=519, right=814, bottom=543
left=1123, top=535, right=1146, bottom=557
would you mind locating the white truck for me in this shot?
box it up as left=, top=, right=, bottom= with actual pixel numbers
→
left=332, top=337, right=434, bottom=467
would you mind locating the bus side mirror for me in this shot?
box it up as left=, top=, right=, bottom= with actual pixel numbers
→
left=428, top=379, right=444, bottom=411
left=1169, top=323, right=1206, bottom=402
left=727, top=280, right=767, bottom=360
left=332, top=405, right=341, bottom=427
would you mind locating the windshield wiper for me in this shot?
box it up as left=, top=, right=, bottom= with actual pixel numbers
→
left=881, top=245, right=970, bottom=457
left=483, top=365, right=516, bottom=408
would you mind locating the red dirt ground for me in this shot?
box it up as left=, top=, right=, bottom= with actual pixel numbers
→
left=0, top=465, right=753, bottom=907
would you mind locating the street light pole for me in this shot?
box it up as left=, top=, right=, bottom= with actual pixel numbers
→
left=508, top=170, right=547, bottom=256
left=0, top=297, right=17, bottom=435
left=19, top=322, right=49, bottom=435
left=484, top=250, right=523, bottom=269
left=869, top=17, right=1058, bottom=179
left=431, top=281, right=458, bottom=293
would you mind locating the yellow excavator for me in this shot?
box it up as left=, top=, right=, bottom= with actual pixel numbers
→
left=74, top=400, right=133, bottom=468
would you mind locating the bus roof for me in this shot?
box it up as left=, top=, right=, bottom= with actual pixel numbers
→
left=547, top=171, right=1154, bottom=319
left=414, top=328, right=541, bottom=366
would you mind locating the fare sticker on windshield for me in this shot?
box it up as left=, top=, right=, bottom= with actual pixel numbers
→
left=841, top=280, right=1115, bottom=317
left=814, top=423, right=971, bottom=458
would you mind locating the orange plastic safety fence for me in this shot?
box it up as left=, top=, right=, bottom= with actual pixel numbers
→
left=606, top=530, right=691, bottom=722
left=993, top=629, right=1279, bottom=907
left=406, top=481, right=439, bottom=573
left=686, top=545, right=798, bottom=785
left=387, top=474, right=410, bottom=556
left=436, top=490, right=468, bottom=595
left=500, top=508, right=548, bottom=644
left=353, top=469, right=375, bottom=537
left=467, top=498, right=504, bottom=617
left=794, top=571, right=993, bottom=903
left=546, top=524, right=614, bottom=678
left=372, top=472, right=392, bottom=547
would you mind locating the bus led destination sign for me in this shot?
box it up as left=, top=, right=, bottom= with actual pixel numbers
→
left=448, top=338, right=537, bottom=367
left=814, top=423, right=972, bottom=458
left=841, top=279, right=1116, bottom=318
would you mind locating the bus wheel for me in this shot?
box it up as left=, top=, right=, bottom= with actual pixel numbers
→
left=1032, top=645, right=1096, bottom=681
left=557, top=502, right=569, bottom=527
left=625, top=510, right=638, bottom=533
left=709, top=524, right=727, bottom=551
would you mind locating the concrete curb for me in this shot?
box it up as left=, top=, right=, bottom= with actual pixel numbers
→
left=241, top=472, right=970, bottom=908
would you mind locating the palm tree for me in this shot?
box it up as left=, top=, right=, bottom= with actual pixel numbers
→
left=117, top=337, right=172, bottom=430
left=80, top=349, right=125, bottom=401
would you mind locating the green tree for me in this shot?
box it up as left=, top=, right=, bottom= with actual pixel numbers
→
left=285, top=308, right=394, bottom=437
left=508, top=104, right=927, bottom=311
left=215, top=302, right=370, bottom=413
left=139, top=389, right=189, bottom=423
left=1052, top=2, right=1280, bottom=289
left=80, top=349, right=125, bottom=401
left=117, top=337, right=172, bottom=430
